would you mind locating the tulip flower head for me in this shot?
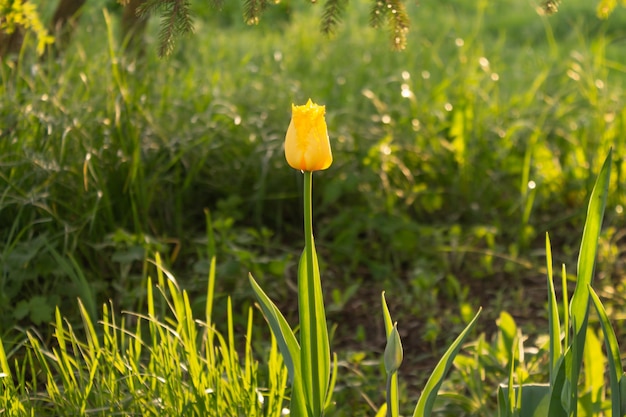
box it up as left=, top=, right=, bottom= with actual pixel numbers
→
left=285, top=99, right=333, bottom=172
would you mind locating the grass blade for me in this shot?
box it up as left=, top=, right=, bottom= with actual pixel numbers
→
left=0, top=337, right=12, bottom=388
left=46, top=244, right=97, bottom=323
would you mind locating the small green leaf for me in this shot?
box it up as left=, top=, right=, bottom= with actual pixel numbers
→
left=29, top=296, right=54, bottom=325
left=497, top=311, right=517, bottom=364
left=13, top=301, right=30, bottom=321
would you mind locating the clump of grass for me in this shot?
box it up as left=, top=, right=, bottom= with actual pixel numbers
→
left=0, top=255, right=289, bottom=416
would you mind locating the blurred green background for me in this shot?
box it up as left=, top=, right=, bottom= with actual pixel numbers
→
left=2, top=0, right=626, bottom=410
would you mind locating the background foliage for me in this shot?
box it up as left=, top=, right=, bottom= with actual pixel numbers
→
left=2, top=0, right=626, bottom=414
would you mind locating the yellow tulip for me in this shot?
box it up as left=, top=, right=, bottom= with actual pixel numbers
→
left=285, top=99, right=333, bottom=172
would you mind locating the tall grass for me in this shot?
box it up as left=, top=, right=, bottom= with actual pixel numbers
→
left=0, top=255, right=289, bottom=416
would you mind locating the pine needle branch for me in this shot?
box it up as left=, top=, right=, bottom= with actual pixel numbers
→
left=387, top=0, right=409, bottom=50
left=369, top=0, right=387, bottom=28
left=137, top=0, right=194, bottom=57
left=370, top=0, right=409, bottom=50
left=321, top=0, right=348, bottom=35
left=160, top=0, right=193, bottom=57
left=243, top=0, right=270, bottom=25
left=136, top=0, right=163, bottom=17
left=540, top=0, right=561, bottom=14
left=210, top=0, right=225, bottom=10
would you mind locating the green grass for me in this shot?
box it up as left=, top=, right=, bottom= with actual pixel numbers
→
left=1, top=255, right=289, bottom=416
left=2, top=0, right=626, bottom=414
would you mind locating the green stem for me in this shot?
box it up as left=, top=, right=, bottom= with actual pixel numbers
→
left=386, top=374, right=393, bottom=417
left=303, top=170, right=321, bottom=415
left=304, top=171, right=314, bottom=292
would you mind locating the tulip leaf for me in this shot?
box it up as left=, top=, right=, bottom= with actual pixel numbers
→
left=561, top=263, right=570, bottom=348
left=324, top=353, right=339, bottom=411
left=382, top=291, right=394, bottom=336
left=568, top=149, right=611, bottom=411
left=505, top=333, right=516, bottom=416
left=249, top=273, right=308, bottom=417
left=589, top=285, right=622, bottom=417
left=571, top=150, right=612, bottom=324
left=620, top=373, right=626, bottom=416
left=497, top=385, right=510, bottom=417
left=248, top=273, right=300, bottom=383
left=545, top=233, right=562, bottom=385
left=298, top=242, right=331, bottom=417
left=412, top=307, right=481, bottom=417
left=547, top=352, right=569, bottom=417
left=499, top=383, right=552, bottom=417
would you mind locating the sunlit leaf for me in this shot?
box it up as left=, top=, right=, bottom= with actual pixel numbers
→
left=568, top=149, right=611, bottom=412
left=413, top=307, right=481, bottom=417
left=589, top=285, right=622, bottom=417
left=545, top=233, right=562, bottom=384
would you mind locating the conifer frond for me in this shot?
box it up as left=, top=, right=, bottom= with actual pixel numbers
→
left=370, top=0, right=409, bottom=50
left=138, top=0, right=194, bottom=57
left=243, top=0, right=269, bottom=25
left=387, top=0, right=409, bottom=50
left=321, top=0, right=347, bottom=35
left=369, top=0, right=387, bottom=28
left=136, top=0, right=162, bottom=17
left=540, top=0, right=561, bottom=14
left=210, top=0, right=225, bottom=10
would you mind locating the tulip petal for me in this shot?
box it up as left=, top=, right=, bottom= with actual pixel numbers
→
left=285, top=99, right=333, bottom=171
